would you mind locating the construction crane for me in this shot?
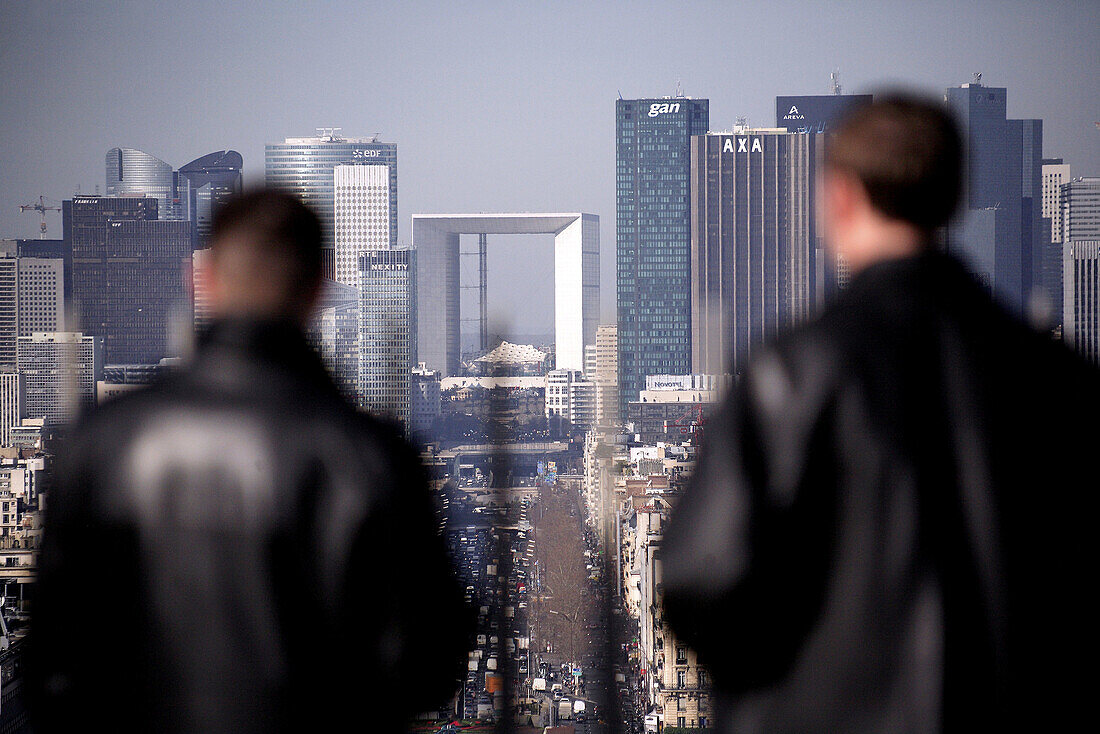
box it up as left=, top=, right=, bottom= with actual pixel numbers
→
left=18, top=195, right=62, bottom=238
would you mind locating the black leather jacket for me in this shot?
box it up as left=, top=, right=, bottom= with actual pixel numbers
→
left=29, top=319, right=471, bottom=733
left=663, top=253, right=1099, bottom=732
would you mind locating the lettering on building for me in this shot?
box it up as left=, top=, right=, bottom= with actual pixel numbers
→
left=722, top=137, right=764, bottom=153
left=648, top=102, right=681, bottom=117
left=352, top=149, right=383, bottom=158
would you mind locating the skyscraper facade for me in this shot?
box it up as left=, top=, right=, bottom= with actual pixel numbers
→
left=0, top=255, right=16, bottom=371
left=69, top=195, right=191, bottom=364
left=18, top=257, right=65, bottom=336
left=594, top=323, right=618, bottom=426
left=0, top=371, right=22, bottom=446
left=1061, top=177, right=1100, bottom=243
left=690, top=128, right=822, bottom=375
left=106, top=147, right=179, bottom=219
left=617, top=96, right=709, bottom=412
left=1041, top=159, right=1072, bottom=315
left=334, top=163, right=391, bottom=286
left=1063, top=240, right=1100, bottom=365
left=944, top=81, right=1043, bottom=311
left=266, top=130, right=397, bottom=276
left=358, top=248, right=416, bottom=423
left=15, top=331, right=103, bottom=427
left=177, top=150, right=243, bottom=248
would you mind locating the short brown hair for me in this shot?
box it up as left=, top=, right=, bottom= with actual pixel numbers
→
left=210, top=190, right=323, bottom=303
left=826, top=94, right=962, bottom=232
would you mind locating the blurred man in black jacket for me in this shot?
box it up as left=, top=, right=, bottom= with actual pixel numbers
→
left=663, top=97, right=1098, bottom=732
left=30, top=192, right=471, bottom=733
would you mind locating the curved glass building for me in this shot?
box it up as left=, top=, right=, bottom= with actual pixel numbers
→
left=105, top=147, right=175, bottom=218
left=178, top=150, right=243, bottom=247
left=265, top=130, right=397, bottom=271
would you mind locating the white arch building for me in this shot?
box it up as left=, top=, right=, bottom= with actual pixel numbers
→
left=412, top=213, right=599, bottom=376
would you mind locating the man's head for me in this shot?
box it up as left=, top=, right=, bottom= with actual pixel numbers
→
left=822, top=94, right=962, bottom=271
left=205, top=191, right=323, bottom=323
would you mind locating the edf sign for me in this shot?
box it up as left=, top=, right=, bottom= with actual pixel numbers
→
left=723, top=137, right=763, bottom=153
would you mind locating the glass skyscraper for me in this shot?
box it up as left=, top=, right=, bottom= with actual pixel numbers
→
left=944, top=81, right=1043, bottom=311
left=106, top=147, right=179, bottom=219
left=265, top=130, right=397, bottom=277
left=68, top=195, right=191, bottom=364
left=616, top=96, right=709, bottom=413
left=177, top=150, right=243, bottom=248
left=358, top=248, right=416, bottom=424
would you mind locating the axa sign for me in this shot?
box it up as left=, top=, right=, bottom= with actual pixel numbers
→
left=648, top=102, right=681, bottom=117
left=723, top=137, right=764, bottom=154
left=782, top=105, right=805, bottom=121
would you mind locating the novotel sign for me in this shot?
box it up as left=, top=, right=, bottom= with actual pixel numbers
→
left=648, top=102, right=681, bottom=117
left=722, top=137, right=764, bottom=153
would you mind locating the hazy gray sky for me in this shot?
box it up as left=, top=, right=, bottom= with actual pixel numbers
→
left=2, top=0, right=1097, bottom=331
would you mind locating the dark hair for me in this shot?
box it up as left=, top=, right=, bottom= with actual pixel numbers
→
left=826, top=94, right=963, bottom=232
left=210, top=190, right=323, bottom=285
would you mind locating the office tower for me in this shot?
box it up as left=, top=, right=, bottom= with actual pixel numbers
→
left=775, top=93, right=873, bottom=132
left=266, top=130, right=397, bottom=277
left=106, top=147, right=180, bottom=219
left=1041, top=159, right=1072, bottom=315
left=313, top=278, right=360, bottom=399
left=0, top=372, right=22, bottom=446
left=690, top=128, right=822, bottom=375
left=16, top=331, right=103, bottom=426
left=4, top=238, right=71, bottom=305
left=334, top=163, right=391, bottom=286
left=192, top=248, right=212, bottom=332
left=177, top=150, right=243, bottom=248
left=0, top=255, right=15, bottom=370
left=68, top=195, right=191, bottom=364
left=1064, top=240, right=1100, bottom=365
left=358, top=249, right=416, bottom=423
left=944, top=81, right=1043, bottom=311
left=1061, top=177, right=1100, bottom=243
left=18, top=257, right=65, bottom=336
left=1043, top=160, right=1072, bottom=244
left=545, top=368, right=596, bottom=429
left=594, top=324, right=618, bottom=426
left=617, top=95, right=709, bottom=414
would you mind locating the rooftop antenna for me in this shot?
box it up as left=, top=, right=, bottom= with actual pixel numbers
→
left=831, top=69, right=842, bottom=95
left=372, top=132, right=381, bottom=143
left=973, top=72, right=983, bottom=86
left=618, top=89, right=623, bottom=100
left=675, top=79, right=683, bottom=98
left=734, top=116, right=748, bottom=132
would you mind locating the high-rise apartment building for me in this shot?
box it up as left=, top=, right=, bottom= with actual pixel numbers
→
left=617, top=96, right=709, bottom=414
left=358, top=249, right=416, bottom=423
left=0, top=372, right=22, bottom=446
left=690, top=128, right=823, bottom=375
left=68, top=195, right=191, bottom=364
left=334, top=163, right=391, bottom=286
left=16, top=331, right=103, bottom=427
left=944, top=81, right=1043, bottom=311
left=177, top=150, right=243, bottom=247
left=594, top=324, right=618, bottom=426
left=545, top=368, right=596, bottom=429
left=266, top=130, right=397, bottom=276
left=1063, top=240, right=1100, bottom=365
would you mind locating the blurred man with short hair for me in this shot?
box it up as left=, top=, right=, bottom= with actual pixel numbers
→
left=663, top=96, right=1098, bottom=732
left=30, top=191, right=470, bottom=733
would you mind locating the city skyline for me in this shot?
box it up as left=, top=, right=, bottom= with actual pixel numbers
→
left=1, top=1, right=1098, bottom=332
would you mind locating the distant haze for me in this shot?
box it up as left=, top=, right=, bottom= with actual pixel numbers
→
left=2, top=0, right=1097, bottom=331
